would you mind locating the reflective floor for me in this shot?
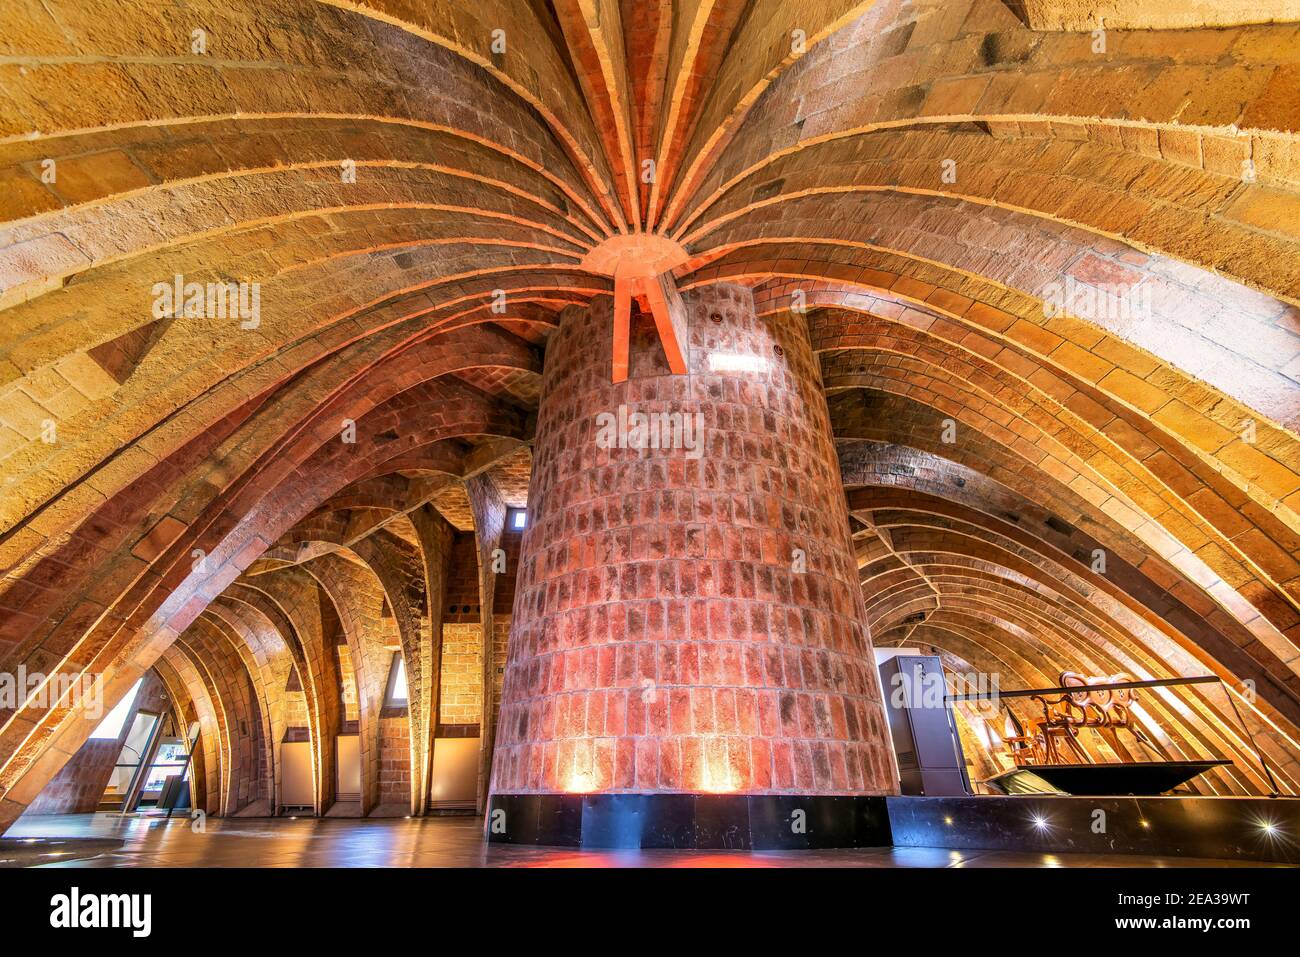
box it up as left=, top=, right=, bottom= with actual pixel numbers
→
left=3, top=813, right=1286, bottom=867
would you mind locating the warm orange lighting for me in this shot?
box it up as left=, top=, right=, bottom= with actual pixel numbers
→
left=699, top=739, right=740, bottom=793
left=699, top=769, right=739, bottom=793
left=564, top=772, right=595, bottom=794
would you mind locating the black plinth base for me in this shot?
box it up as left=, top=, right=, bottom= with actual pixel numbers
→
left=486, top=793, right=892, bottom=849
left=1000, top=760, right=1231, bottom=795
left=887, top=795, right=1300, bottom=864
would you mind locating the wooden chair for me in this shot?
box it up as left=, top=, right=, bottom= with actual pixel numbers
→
left=1000, top=709, right=1047, bottom=766
left=1060, top=672, right=1158, bottom=761
left=999, top=672, right=1160, bottom=767
left=1026, top=689, right=1091, bottom=764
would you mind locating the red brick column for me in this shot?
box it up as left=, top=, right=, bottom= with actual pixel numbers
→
left=492, top=283, right=895, bottom=797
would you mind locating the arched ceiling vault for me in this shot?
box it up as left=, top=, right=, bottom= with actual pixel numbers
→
left=0, top=0, right=1298, bottom=822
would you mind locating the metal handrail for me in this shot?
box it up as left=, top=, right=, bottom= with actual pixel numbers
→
left=946, top=674, right=1218, bottom=703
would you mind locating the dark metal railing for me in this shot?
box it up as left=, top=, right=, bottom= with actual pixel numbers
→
left=945, top=674, right=1219, bottom=703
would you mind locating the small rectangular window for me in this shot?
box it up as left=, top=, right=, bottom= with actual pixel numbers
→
left=384, top=654, right=408, bottom=708
left=89, top=678, right=143, bottom=740
left=509, top=508, right=528, bottom=530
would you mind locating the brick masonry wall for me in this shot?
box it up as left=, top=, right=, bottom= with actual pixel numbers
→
left=490, top=618, right=508, bottom=738
left=444, top=529, right=522, bottom=622
left=444, top=533, right=482, bottom=623
left=337, top=645, right=359, bottom=723
left=378, top=715, right=409, bottom=805
left=440, top=623, right=482, bottom=726
left=437, top=620, right=510, bottom=731
left=493, top=532, right=522, bottom=617
left=491, top=283, right=897, bottom=796
left=284, top=688, right=309, bottom=730
left=24, top=739, right=121, bottom=815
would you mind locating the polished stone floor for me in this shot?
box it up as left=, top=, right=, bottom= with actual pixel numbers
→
left=2, top=812, right=1285, bottom=867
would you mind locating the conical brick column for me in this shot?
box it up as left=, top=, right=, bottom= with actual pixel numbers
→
left=488, top=283, right=897, bottom=847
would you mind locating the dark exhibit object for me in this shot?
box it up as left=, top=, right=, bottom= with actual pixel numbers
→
left=993, top=760, right=1232, bottom=796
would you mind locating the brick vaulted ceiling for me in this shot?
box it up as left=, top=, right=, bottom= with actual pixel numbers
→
left=1, top=0, right=1299, bottom=823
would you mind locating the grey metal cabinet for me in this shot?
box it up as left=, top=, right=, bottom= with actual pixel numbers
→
left=878, top=654, right=971, bottom=796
